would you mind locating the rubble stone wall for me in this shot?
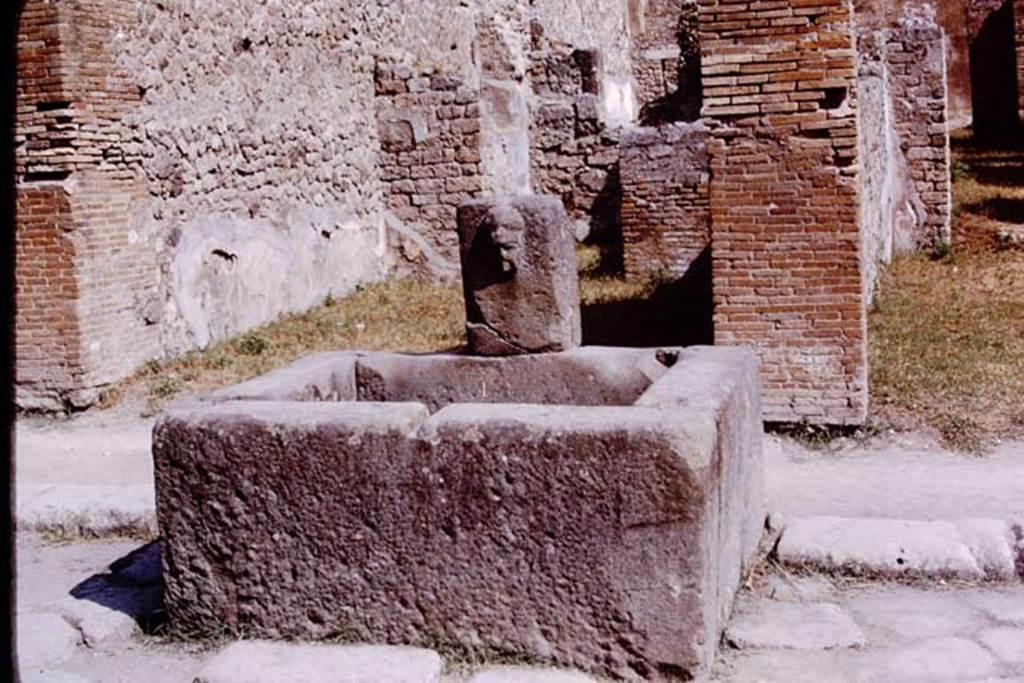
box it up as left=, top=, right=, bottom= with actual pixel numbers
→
left=528, top=39, right=624, bottom=241
left=619, top=123, right=709, bottom=280
left=699, top=0, right=867, bottom=425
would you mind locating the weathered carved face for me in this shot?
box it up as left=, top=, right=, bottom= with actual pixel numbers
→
left=483, top=203, right=526, bottom=274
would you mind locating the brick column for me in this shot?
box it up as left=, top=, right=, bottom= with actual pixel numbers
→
left=15, top=0, right=160, bottom=410
left=699, top=0, right=867, bottom=424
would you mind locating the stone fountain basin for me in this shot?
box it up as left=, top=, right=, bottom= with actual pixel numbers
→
left=153, top=346, right=765, bottom=681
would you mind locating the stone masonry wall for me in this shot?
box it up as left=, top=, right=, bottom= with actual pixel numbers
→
left=631, top=0, right=703, bottom=123
left=884, top=20, right=952, bottom=252
left=375, top=63, right=485, bottom=269
left=619, top=123, right=710, bottom=280
left=528, top=36, right=624, bottom=241
left=857, top=8, right=953, bottom=301
left=699, top=0, right=867, bottom=425
left=119, top=1, right=387, bottom=354
left=632, top=0, right=689, bottom=107
left=15, top=0, right=638, bottom=410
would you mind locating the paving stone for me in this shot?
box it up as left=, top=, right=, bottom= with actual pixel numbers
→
left=862, top=637, right=996, bottom=682
left=17, top=612, right=82, bottom=671
left=776, top=517, right=1018, bottom=580
left=712, top=650, right=863, bottom=683
left=978, top=627, right=1024, bottom=664
left=468, top=667, right=600, bottom=682
left=17, top=484, right=157, bottom=538
left=965, top=589, right=1024, bottom=626
left=842, top=586, right=985, bottom=642
left=21, top=671, right=92, bottom=683
left=194, top=641, right=443, bottom=683
left=725, top=602, right=867, bottom=651
left=51, top=545, right=164, bottom=649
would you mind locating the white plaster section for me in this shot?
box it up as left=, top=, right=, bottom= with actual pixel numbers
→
left=167, top=208, right=385, bottom=352
left=602, top=75, right=638, bottom=127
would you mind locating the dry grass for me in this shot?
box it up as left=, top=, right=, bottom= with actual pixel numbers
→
left=120, top=244, right=697, bottom=414
left=869, top=131, right=1024, bottom=451
left=124, top=277, right=465, bottom=413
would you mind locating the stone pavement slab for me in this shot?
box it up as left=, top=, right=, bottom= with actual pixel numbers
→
left=776, top=516, right=1021, bottom=580
left=17, top=612, right=82, bottom=671
left=765, top=435, right=1024, bottom=521
left=194, top=642, right=444, bottom=683
left=725, top=601, right=867, bottom=651
left=15, top=414, right=156, bottom=536
left=468, top=667, right=601, bottom=682
left=979, top=628, right=1024, bottom=665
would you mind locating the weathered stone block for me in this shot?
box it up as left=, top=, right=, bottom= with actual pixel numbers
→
left=456, top=196, right=581, bottom=355
left=155, top=346, right=765, bottom=681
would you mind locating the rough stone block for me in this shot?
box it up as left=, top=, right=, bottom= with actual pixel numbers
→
left=456, top=196, right=581, bottom=355
left=154, top=346, right=765, bottom=681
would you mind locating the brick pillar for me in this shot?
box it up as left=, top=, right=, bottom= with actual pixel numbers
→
left=699, top=0, right=867, bottom=425
left=15, top=0, right=160, bottom=410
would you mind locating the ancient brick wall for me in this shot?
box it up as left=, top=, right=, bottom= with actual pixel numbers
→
left=529, top=36, right=624, bottom=242
left=699, top=0, right=867, bottom=425
left=630, top=0, right=703, bottom=123
left=619, top=123, right=710, bottom=280
left=15, top=0, right=160, bottom=410
left=14, top=185, right=82, bottom=410
left=883, top=21, right=953, bottom=249
left=632, top=0, right=688, bottom=106
left=857, top=9, right=952, bottom=301
left=375, top=63, right=485, bottom=268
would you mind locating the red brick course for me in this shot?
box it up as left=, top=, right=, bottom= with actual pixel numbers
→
left=15, top=0, right=160, bottom=410
left=699, top=0, right=867, bottom=424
